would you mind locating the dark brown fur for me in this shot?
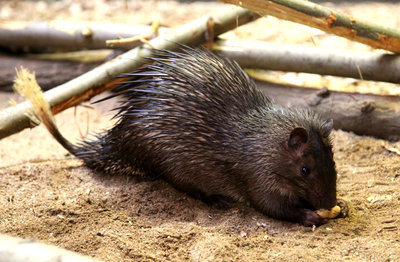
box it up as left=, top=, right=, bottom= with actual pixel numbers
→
left=40, top=47, right=337, bottom=226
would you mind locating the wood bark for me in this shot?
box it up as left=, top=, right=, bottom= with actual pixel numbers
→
left=0, top=6, right=256, bottom=140
left=257, top=80, right=400, bottom=141
left=220, top=0, right=400, bottom=53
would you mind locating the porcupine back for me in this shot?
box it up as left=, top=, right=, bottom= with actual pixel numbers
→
left=74, top=48, right=274, bottom=178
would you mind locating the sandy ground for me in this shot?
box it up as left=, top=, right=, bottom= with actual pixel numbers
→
left=1, top=1, right=400, bottom=261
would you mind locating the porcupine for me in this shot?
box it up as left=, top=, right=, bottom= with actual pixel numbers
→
left=32, top=47, right=337, bottom=226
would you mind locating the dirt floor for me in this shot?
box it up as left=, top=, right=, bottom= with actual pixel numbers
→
left=1, top=1, right=400, bottom=261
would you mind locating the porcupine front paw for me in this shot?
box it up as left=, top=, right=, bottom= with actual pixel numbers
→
left=301, top=209, right=326, bottom=227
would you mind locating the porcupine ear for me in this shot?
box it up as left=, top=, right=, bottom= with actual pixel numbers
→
left=288, top=127, right=308, bottom=151
left=320, top=119, right=333, bottom=138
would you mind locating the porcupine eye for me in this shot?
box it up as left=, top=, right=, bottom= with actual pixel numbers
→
left=301, top=166, right=310, bottom=177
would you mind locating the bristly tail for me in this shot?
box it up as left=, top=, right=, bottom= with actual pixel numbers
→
left=13, top=67, right=78, bottom=155
left=13, top=68, right=138, bottom=175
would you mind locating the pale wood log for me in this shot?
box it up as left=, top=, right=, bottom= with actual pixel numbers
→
left=0, top=21, right=169, bottom=52
left=220, top=0, right=400, bottom=53
left=214, top=39, right=400, bottom=84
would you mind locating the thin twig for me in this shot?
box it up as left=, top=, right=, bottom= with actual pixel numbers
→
left=106, top=20, right=160, bottom=47
left=383, top=145, right=400, bottom=156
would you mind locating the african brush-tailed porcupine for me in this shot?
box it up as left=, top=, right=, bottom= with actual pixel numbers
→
left=31, top=47, right=337, bottom=226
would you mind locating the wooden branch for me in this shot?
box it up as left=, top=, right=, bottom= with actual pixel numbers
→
left=213, top=40, right=400, bottom=84
left=0, top=234, right=101, bottom=262
left=106, top=20, right=160, bottom=47
left=220, top=0, right=400, bottom=53
left=0, top=21, right=169, bottom=52
left=256, top=80, right=400, bottom=141
left=0, top=6, right=256, bottom=140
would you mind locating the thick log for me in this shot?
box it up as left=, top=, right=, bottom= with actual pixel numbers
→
left=0, top=21, right=168, bottom=52
left=257, top=80, right=400, bottom=141
left=214, top=40, right=400, bottom=84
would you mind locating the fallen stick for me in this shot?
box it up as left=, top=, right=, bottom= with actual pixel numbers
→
left=0, top=21, right=169, bottom=52
left=0, top=6, right=256, bottom=140
left=106, top=20, right=160, bottom=47
left=213, top=39, right=400, bottom=84
left=0, top=234, right=102, bottom=262
left=257, top=80, right=400, bottom=141
left=220, top=0, right=400, bottom=53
